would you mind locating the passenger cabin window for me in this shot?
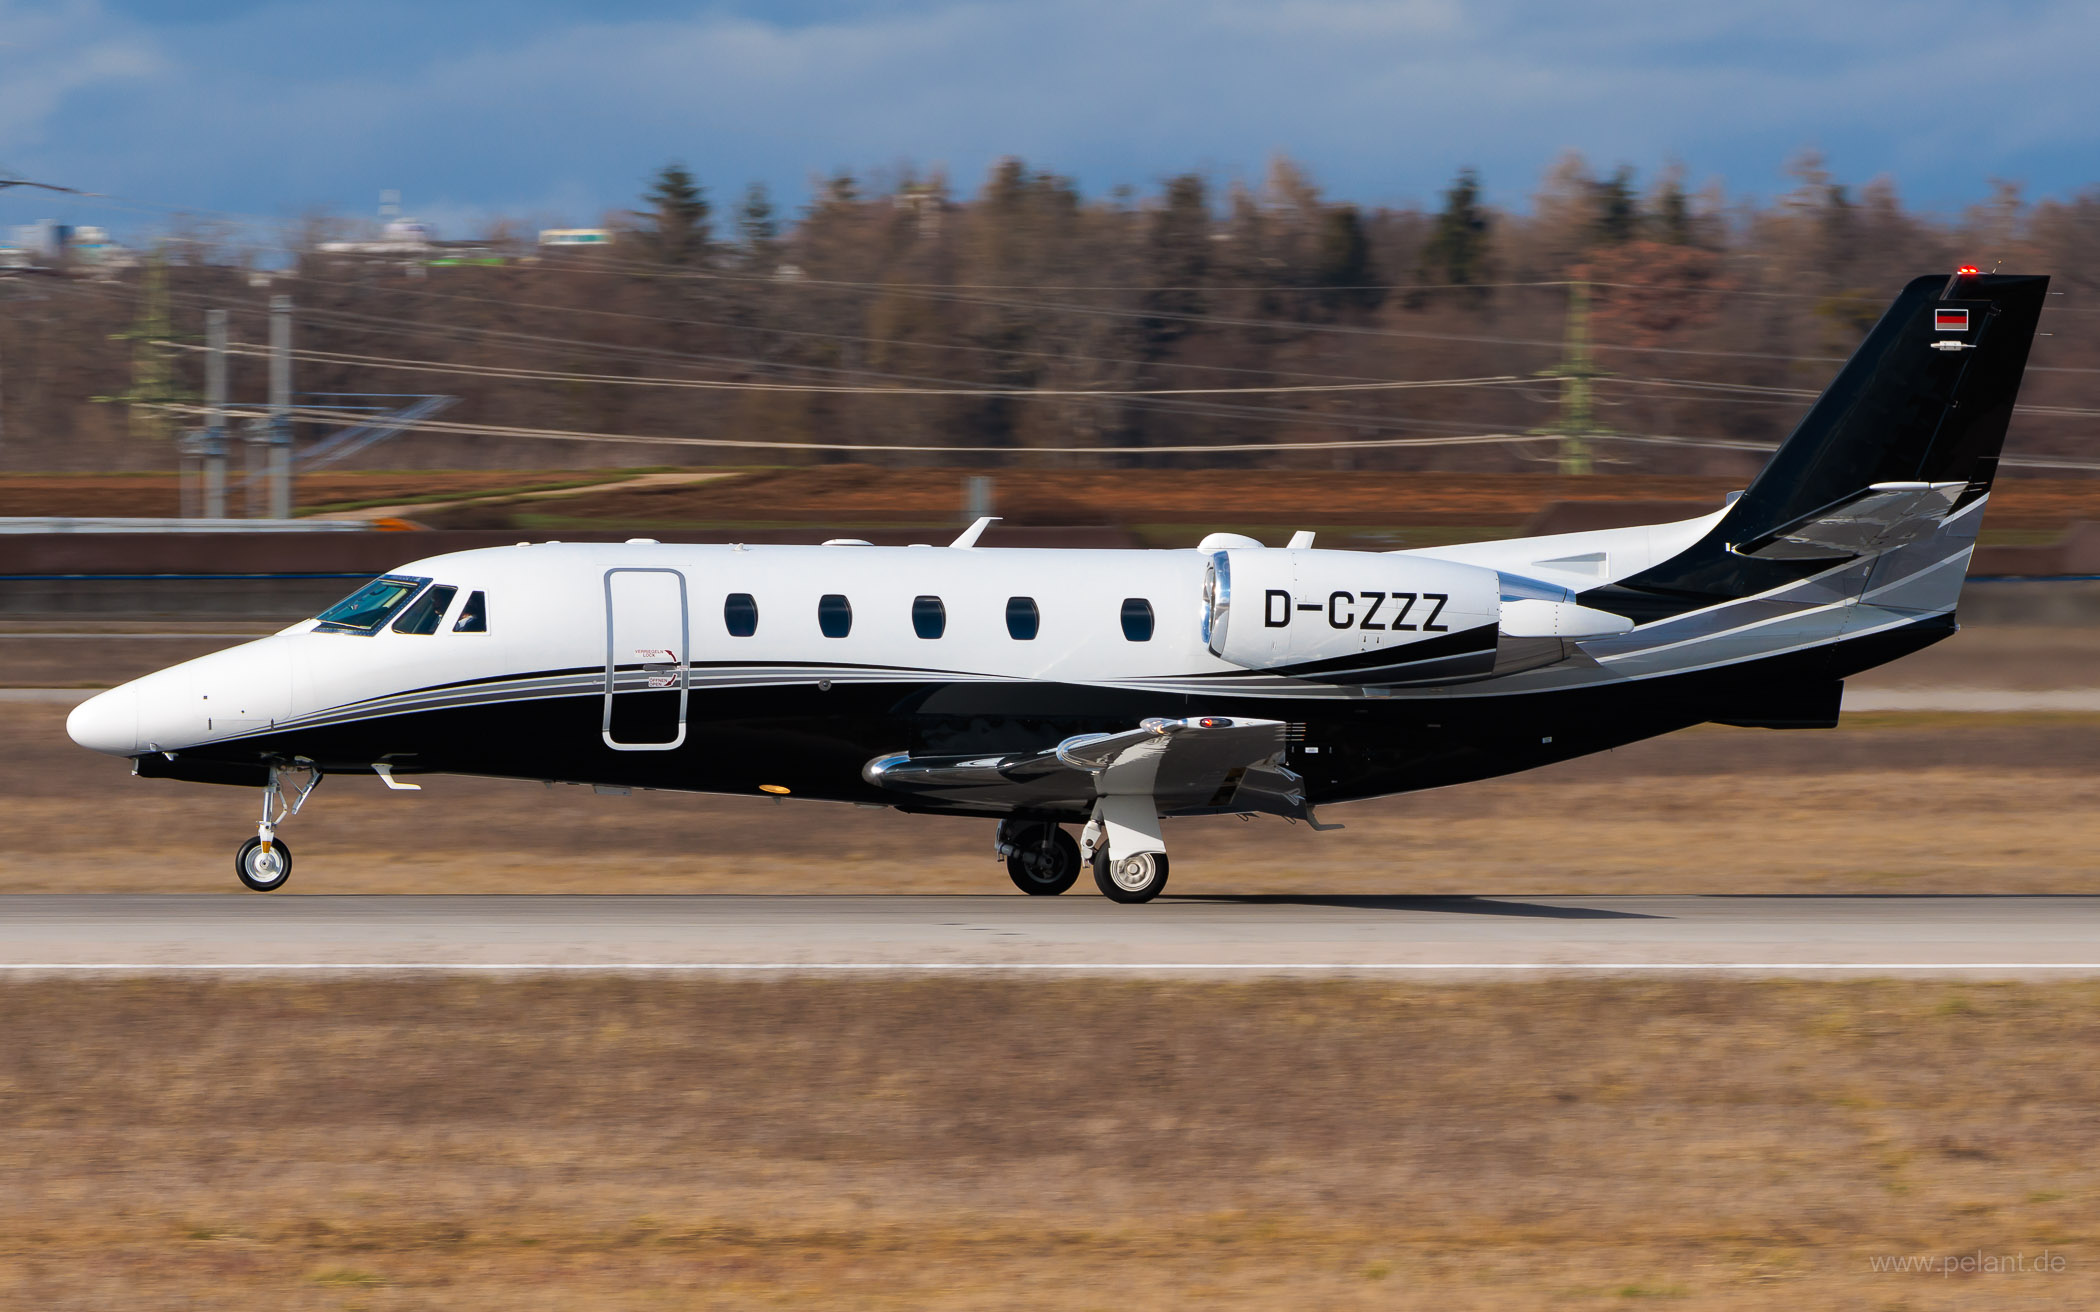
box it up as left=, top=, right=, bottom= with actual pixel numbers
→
left=1006, top=596, right=1040, bottom=641
left=453, top=590, right=488, bottom=633
left=912, top=595, right=946, bottom=639
left=392, top=584, right=458, bottom=635
left=1121, top=597, right=1154, bottom=642
left=724, top=592, right=759, bottom=637
left=315, top=575, right=429, bottom=635
left=818, top=594, right=853, bottom=638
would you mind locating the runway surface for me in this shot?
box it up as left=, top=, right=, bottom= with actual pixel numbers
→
left=3, top=894, right=2098, bottom=974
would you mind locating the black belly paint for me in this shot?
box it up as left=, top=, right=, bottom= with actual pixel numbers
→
left=136, top=619, right=1950, bottom=815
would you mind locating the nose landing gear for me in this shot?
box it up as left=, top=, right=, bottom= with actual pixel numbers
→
left=236, top=761, right=321, bottom=892
left=235, top=835, right=293, bottom=892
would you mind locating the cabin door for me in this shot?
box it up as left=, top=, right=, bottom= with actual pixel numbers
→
left=602, top=567, right=688, bottom=751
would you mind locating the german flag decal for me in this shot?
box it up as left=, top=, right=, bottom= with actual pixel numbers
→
left=1935, top=308, right=1970, bottom=332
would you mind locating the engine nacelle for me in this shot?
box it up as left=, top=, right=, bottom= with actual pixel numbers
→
left=1202, top=549, right=1502, bottom=684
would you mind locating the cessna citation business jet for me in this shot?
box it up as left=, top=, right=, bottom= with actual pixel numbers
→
left=70, top=270, right=2048, bottom=901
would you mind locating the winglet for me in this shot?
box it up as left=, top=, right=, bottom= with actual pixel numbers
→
left=949, top=516, right=1001, bottom=549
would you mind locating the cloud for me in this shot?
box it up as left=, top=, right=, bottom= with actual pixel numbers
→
left=6, top=0, right=2098, bottom=236
left=0, top=0, right=161, bottom=154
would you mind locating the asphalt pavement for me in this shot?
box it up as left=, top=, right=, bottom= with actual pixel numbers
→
left=2, top=893, right=2096, bottom=974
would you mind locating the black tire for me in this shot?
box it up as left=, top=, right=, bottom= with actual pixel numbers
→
left=235, top=836, right=293, bottom=892
left=1005, top=824, right=1082, bottom=896
left=1092, top=848, right=1169, bottom=904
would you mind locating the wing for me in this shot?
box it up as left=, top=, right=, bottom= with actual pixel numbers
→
left=863, top=716, right=1309, bottom=819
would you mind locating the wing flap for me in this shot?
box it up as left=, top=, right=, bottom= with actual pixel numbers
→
left=864, top=716, right=1304, bottom=817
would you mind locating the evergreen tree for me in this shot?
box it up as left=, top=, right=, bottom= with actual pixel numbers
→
left=1591, top=166, right=1638, bottom=245
left=736, top=181, right=780, bottom=270
left=637, top=162, right=711, bottom=265
left=1313, top=204, right=1380, bottom=311
left=1647, top=174, right=1693, bottom=245
left=1142, top=173, right=1210, bottom=344
left=1422, top=168, right=1491, bottom=289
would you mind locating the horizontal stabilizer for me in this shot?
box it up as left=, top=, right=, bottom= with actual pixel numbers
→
left=1727, top=482, right=1964, bottom=562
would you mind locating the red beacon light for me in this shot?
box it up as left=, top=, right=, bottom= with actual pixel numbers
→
left=1956, top=265, right=1980, bottom=276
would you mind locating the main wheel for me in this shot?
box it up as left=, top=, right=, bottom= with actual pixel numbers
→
left=235, top=836, right=293, bottom=892
left=1092, top=848, right=1169, bottom=904
left=1005, top=823, right=1082, bottom=896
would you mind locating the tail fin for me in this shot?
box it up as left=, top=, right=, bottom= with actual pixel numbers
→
left=1590, top=270, right=2050, bottom=621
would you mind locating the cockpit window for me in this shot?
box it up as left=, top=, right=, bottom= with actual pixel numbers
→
left=316, top=576, right=429, bottom=634
left=453, top=590, right=489, bottom=633
left=392, top=584, right=458, bottom=635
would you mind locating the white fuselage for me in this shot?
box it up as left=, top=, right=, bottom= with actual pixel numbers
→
left=68, top=537, right=1535, bottom=757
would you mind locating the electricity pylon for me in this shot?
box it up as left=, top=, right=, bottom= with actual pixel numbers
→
left=1533, top=278, right=1612, bottom=474
left=93, top=249, right=193, bottom=441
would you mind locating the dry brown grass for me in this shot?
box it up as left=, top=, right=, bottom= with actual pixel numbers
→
left=2, top=976, right=2097, bottom=1308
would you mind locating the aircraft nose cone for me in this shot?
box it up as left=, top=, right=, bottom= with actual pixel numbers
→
left=67, top=683, right=140, bottom=756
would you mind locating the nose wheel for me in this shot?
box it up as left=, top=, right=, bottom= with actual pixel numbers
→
left=235, top=835, right=293, bottom=891
left=236, top=760, right=321, bottom=893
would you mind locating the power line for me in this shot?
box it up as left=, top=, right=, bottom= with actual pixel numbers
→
left=163, top=323, right=2096, bottom=421
left=153, top=402, right=1567, bottom=455
left=266, top=266, right=1432, bottom=388
left=72, top=280, right=1544, bottom=439
left=0, top=173, right=87, bottom=196
left=54, top=220, right=2100, bottom=384
left=40, top=259, right=2098, bottom=473
left=165, top=340, right=1533, bottom=399
left=142, top=403, right=2100, bottom=471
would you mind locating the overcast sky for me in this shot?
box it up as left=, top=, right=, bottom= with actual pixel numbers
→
left=3, top=0, right=2095, bottom=238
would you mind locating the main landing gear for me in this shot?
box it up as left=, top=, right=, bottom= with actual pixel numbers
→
left=996, top=819, right=1082, bottom=895
left=1078, top=796, right=1172, bottom=904
left=236, top=761, right=321, bottom=893
left=992, top=801, right=1177, bottom=903
left=1091, top=848, right=1169, bottom=904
